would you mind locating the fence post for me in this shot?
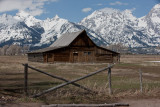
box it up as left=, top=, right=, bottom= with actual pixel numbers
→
left=108, top=64, right=112, bottom=95
left=139, top=69, right=143, bottom=93
left=24, top=63, right=28, bottom=96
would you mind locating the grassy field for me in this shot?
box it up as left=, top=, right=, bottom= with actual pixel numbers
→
left=0, top=55, right=160, bottom=104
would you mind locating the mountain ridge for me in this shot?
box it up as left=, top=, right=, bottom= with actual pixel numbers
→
left=0, top=4, right=160, bottom=51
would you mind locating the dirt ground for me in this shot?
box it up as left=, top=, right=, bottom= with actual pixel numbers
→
left=0, top=103, right=43, bottom=107
left=1, top=99, right=160, bottom=107
left=120, top=99, right=160, bottom=107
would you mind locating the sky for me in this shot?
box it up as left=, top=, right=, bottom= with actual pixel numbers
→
left=0, top=0, right=160, bottom=22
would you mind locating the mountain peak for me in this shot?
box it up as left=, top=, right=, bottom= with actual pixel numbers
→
left=16, top=10, right=30, bottom=18
left=54, top=14, right=59, bottom=19
left=14, top=10, right=40, bottom=27
left=123, top=9, right=136, bottom=21
left=98, top=8, right=119, bottom=14
left=145, top=3, right=160, bottom=23
left=1, top=13, right=7, bottom=18
left=0, top=14, right=13, bottom=19
left=0, top=14, right=18, bottom=25
left=153, top=3, right=160, bottom=10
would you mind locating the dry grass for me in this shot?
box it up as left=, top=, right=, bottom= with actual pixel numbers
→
left=0, top=55, right=160, bottom=104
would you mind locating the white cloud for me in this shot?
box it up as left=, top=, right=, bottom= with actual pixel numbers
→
left=0, top=0, right=58, bottom=16
left=26, top=8, right=44, bottom=16
left=110, top=1, right=128, bottom=6
left=82, top=8, right=92, bottom=13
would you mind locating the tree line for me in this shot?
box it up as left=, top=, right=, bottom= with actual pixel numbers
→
left=0, top=43, right=128, bottom=56
left=106, top=43, right=129, bottom=54
left=0, top=45, right=29, bottom=55
left=2, top=43, right=158, bottom=55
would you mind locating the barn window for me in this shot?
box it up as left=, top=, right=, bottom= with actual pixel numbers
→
left=84, top=52, right=88, bottom=55
left=88, top=52, right=91, bottom=55
left=73, top=52, right=78, bottom=56
left=73, top=52, right=78, bottom=59
left=73, top=51, right=78, bottom=54
left=84, top=52, right=91, bottom=55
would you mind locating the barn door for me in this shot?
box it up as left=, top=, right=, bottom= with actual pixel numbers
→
left=87, top=52, right=93, bottom=62
left=73, top=52, right=78, bottom=62
left=44, top=54, right=47, bottom=62
left=47, top=53, right=54, bottom=62
left=83, top=51, right=93, bottom=62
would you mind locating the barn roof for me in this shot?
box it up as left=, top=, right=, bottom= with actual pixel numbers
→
left=50, top=30, right=84, bottom=47
left=27, top=46, right=66, bottom=53
left=28, top=30, right=85, bottom=54
left=97, top=46, right=120, bottom=55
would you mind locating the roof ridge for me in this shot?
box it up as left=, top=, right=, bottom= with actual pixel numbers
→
left=50, top=30, right=85, bottom=47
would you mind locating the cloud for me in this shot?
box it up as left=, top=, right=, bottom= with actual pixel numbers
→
left=82, top=8, right=92, bottom=13
left=0, top=0, right=58, bottom=16
left=110, top=1, right=128, bottom=6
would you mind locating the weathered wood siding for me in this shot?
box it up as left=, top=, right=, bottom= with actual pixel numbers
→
left=28, top=53, right=44, bottom=62
left=95, top=47, right=115, bottom=63
left=43, top=53, right=54, bottom=62
left=54, top=49, right=70, bottom=62
left=69, top=48, right=95, bottom=63
left=43, top=48, right=70, bottom=63
left=71, top=32, right=95, bottom=47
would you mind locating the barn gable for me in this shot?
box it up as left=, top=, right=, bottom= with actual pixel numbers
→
left=50, top=30, right=95, bottom=48
left=70, top=30, right=95, bottom=47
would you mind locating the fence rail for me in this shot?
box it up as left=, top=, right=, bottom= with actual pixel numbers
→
left=22, top=63, right=114, bottom=98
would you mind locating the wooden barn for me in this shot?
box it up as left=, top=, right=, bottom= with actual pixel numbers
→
left=28, top=30, right=120, bottom=63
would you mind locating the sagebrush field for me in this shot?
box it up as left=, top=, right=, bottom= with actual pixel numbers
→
left=0, top=55, right=160, bottom=104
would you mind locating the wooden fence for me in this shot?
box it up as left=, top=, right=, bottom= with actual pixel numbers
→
left=22, top=63, right=114, bottom=98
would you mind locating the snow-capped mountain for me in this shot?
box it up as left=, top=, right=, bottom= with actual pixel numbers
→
left=79, top=4, right=160, bottom=48
left=0, top=11, right=106, bottom=49
left=0, top=3, right=160, bottom=50
left=37, top=15, right=107, bottom=47
left=0, top=13, right=42, bottom=46
left=14, top=11, right=41, bottom=27
left=137, top=4, right=160, bottom=44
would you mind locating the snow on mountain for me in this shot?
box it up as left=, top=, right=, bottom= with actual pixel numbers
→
left=14, top=11, right=41, bottom=27
left=79, top=8, right=142, bottom=47
left=0, top=3, right=160, bottom=50
left=149, top=4, right=160, bottom=23
left=0, top=14, right=18, bottom=25
left=79, top=5, right=160, bottom=48
left=138, top=4, right=160, bottom=34
left=35, top=15, right=81, bottom=46
left=0, top=12, right=43, bottom=47
left=36, top=14, right=107, bottom=47
left=0, top=11, right=105, bottom=48
left=136, top=3, right=160, bottom=46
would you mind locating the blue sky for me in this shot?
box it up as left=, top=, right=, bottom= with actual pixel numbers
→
left=0, top=0, right=160, bottom=22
